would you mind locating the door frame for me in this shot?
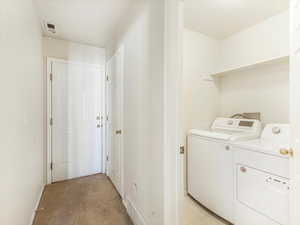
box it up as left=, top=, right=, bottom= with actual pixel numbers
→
left=46, top=57, right=106, bottom=184
left=105, top=45, right=125, bottom=198
left=290, top=0, right=300, bottom=224
left=164, top=1, right=183, bottom=225
left=105, top=56, right=113, bottom=177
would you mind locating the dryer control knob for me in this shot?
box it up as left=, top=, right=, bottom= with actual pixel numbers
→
left=272, top=127, right=281, bottom=134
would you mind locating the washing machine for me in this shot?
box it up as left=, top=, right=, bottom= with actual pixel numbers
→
left=187, top=117, right=262, bottom=223
left=232, top=124, right=290, bottom=225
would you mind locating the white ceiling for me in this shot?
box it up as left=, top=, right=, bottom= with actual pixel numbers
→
left=185, top=0, right=289, bottom=39
left=35, top=0, right=136, bottom=47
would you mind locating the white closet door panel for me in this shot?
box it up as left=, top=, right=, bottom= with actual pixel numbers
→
left=112, top=52, right=122, bottom=188
left=107, top=47, right=124, bottom=196
left=111, top=55, right=121, bottom=191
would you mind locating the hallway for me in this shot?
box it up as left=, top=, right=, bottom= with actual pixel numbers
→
left=2, top=0, right=168, bottom=225
left=33, top=174, right=132, bottom=225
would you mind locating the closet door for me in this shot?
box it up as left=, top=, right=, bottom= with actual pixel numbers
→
left=290, top=1, right=300, bottom=224
left=111, top=48, right=124, bottom=196
left=107, top=47, right=124, bottom=197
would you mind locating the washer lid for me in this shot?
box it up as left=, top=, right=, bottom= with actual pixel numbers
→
left=189, top=129, right=232, bottom=140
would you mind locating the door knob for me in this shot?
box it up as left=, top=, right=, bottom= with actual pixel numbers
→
left=97, top=124, right=103, bottom=128
left=279, top=148, right=294, bottom=157
left=116, top=130, right=122, bottom=134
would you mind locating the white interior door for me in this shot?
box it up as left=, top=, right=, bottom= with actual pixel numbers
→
left=50, top=59, right=104, bottom=182
left=107, top=47, right=124, bottom=196
left=290, top=1, right=300, bottom=224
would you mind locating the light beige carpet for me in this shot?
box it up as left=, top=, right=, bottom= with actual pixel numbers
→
left=33, top=174, right=132, bottom=225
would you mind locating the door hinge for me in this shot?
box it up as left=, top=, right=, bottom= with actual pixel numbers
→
left=180, top=146, right=185, bottom=154
left=106, top=156, right=109, bottom=161
left=50, top=118, right=53, bottom=126
left=106, top=115, right=109, bottom=121
left=106, top=76, right=109, bottom=82
left=50, top=73, right=53, bottom=81
left=50, top=162, right=53, bottom=170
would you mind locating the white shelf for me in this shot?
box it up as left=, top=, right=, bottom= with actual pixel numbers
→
left=211, top=55, right=289, bottom=77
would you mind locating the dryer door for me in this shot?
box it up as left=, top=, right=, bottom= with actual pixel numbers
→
left=237, top=165, right=289, bottom=225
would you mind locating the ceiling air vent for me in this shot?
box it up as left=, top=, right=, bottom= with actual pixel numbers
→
left=44, top=21, right=57, bottom=34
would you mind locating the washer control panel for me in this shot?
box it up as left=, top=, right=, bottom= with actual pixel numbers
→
left=212, top=117, right=261, bottom=133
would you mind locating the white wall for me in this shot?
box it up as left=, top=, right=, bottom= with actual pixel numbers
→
left=42, top=38, right=105, bottom=182
left=219, top=10, right=289, bottom=72
left=220, top=61, right=290, bottom=124
left=218, top=10, right=290, bottom=124
left=43, top=37, right=105, bottom=65
left=0, top=1, right=43, bottom=225
left=183, top=11, right=290, bottom=127
left=106, top=1, right=164, bottom=225
left=183, top=29, right=220, bottom=132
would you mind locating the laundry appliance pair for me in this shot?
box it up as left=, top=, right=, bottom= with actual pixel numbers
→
left=187, top=117, right=290, bottom=225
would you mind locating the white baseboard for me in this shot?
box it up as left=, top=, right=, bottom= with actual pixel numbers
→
left=123, top=197, right=149, bottom=225
left=30, top=185, right=45, bottom=225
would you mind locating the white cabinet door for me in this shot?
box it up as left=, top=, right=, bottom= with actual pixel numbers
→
left=51, top=60, right=104, bottom=182
left=290, top=1, right=300, bottom=224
